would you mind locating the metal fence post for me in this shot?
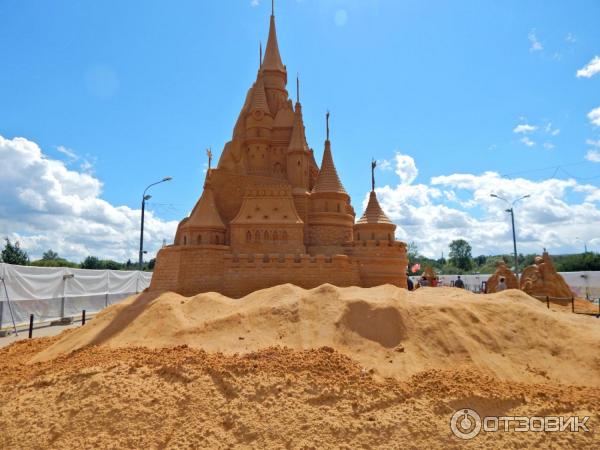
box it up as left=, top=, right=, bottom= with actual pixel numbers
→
left=82, top=309, right=86, bottom=326
left=571, top=297, right=575, bottom=313
left=28, top=314, right=34, bottom=338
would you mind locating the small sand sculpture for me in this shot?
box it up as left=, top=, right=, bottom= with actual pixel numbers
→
left=486, top=261, right=518, bottom=293
left=520, top=251, right=574, bottom=299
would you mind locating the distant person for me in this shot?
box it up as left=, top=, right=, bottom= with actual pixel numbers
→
left=431, top=277, right=438, bottom=287
left=420, top=277, right=429, bottom=287
left=497, top=277, right=507, bottom=292
left=454, top=276, right=464, bottom=289
left=407, top=275, right=414, bottom=291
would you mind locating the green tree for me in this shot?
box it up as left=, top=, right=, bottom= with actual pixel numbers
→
left=42, top=249, right=59, bottom=260
left=81, top=256, right=102, bottom=269
left=1, top=238, right=29, bottom=265
left=448, top=239, right=473, bottom=271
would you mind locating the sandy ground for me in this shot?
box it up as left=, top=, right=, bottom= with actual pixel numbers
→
left=1, top=284, right=599, bottom=449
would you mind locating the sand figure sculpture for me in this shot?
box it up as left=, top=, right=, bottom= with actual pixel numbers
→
left=520, top=251, right=574, bottom=299
left=150, top=10, right=407, bottom=298
left=486, top=261, right=518, bottom=293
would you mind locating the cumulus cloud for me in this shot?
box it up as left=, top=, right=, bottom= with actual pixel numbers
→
left=0, top=135, right=178, bottom=262
left=577, top=56, right=600, bottom=78
left=251, top=0, right=260, bottom=7
left=358, top=151, right=600, bottom=258
left=520, top=136, right=535, bottom=147
left=586, top=150, right=600, bottom=163
left=528, top=29, right=543, bottom=52
left=588, top=107, right=600, bottom=127
left=513, top=124, right=537, bottom=134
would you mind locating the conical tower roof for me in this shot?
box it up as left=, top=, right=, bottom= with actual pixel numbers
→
left=249, top=75, right=271, bottom=115
left=262, top=14, right=285, bottom=73
left=311, top=140, right=347, bottom=195
left=288, top=103, right=308, bottom=151
left=357, top=191, right=393, bottom=225
left=184, top=184, right=226, bottom=229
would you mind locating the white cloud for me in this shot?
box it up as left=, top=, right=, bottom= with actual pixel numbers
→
left=392, top=152, right=418, bottom=184
left=586, top=150, right=600, bottom=163
left=587, top=139, right=600, bottom=148
left=360, top=152, right=600, bottom=258
left=334, top=9, right=348, bottom=26
left=520, top=137, right=535, bottom=147
left=377, top=159, right=392, bottom=171
left=576, top=56, right=600, bottom=78
left=545, top=122, right=560, bottom=136
left=56, top=145, right=78, bottom=161
left=543, top=142, right=554, bottom=150
left=588, top=107, right=600, bottom=127
left=513, top=124, right=537, bottom=134
left=251, top=0, right=260, bottom=7
left=528, top=29, right=543, bottom=52
left=0, top=135, right=177, bottom=262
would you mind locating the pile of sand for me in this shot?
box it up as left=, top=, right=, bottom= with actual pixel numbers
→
left=1, top=284, right=599, bottom=448
left=33, top=284, right=600, bottom=386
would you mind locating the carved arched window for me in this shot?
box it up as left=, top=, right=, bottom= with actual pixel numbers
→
left=337, top=203, right=341, bottom=213
left=263, top=230, right=269, bottom=241
left=198, top=235, right=202, bottom=245
left=215, top=235, right=219, bottom=244
left=357, top=232, right=361, bottom=240
left=273, top=231, right=278, bottom=241
left=282, top=231, right=288, bottom=242
left=183, top=236, right=187, bottom=245
left=246, top=231, right=252, bottom=242
left=371, top=233, right=375, bottom=240
left=388, top=233, right=392, bottom=241
left=255, top=231, right=261, bottom=242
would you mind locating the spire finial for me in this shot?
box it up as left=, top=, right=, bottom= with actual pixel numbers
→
left=371, top=158, right=377, bottom=191
left=207, top=147, right=213, bottom=170
left=296, top=73, right=300, bottom=103
left=259, top=41, right=262, bottom=68
left=326, top=110, right=330, bottom=141
left=272, top=0, right=274, bottom=16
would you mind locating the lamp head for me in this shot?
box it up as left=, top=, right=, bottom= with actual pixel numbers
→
left=490, top=194, right=498, bottom=198
left=144, top=194, right=152, bottom=201
left=163, top=176, right=173, bottom=182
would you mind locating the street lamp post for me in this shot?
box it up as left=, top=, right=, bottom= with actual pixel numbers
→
left=139, top=177, right=172, bottom=270
left=490, top=193, right=530, bottom=280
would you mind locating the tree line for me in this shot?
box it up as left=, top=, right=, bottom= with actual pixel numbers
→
left=408, top=238, right=600, bottom=275
left=0, top=239, right=155, bottom=271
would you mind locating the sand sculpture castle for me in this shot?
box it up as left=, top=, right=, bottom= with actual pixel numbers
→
left=486, top=261, right=518, bottom=293
left=520, top=251, right=574, bottom=299
left=150, top=10, right=408, bottom=298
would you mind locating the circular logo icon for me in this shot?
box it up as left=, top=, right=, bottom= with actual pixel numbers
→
left=450, top=408, right=482, bottom=440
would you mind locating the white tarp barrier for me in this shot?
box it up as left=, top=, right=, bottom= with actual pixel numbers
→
left=0, top=263, right=152, bottom=327
left=409, top=271, right=600, bottom=300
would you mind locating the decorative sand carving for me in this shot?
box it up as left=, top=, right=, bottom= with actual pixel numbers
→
left=486, top=262, right=518, bottom=293
left=520, top=251, right=575, bottom=299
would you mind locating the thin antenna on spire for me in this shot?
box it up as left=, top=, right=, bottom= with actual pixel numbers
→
left=296, top=73, right=299, bottom=103
left=371, top=158, right=377, bottom=191
left=326, top=110, right=330, bottom=141
left=259, top=42, right=262, bottom=68
left=272, top=0, right=274, bottom=16
left=207, top=147, right=213, bottom=170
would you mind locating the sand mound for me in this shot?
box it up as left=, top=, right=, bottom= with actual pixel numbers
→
left=32, top=284, right=600, bottom=386
left=1, top=338, right=599, bottom=449
left=3, top=284, right=600, bottom=448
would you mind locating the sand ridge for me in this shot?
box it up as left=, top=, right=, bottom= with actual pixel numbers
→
left=32, top=284, right=600, bottom=386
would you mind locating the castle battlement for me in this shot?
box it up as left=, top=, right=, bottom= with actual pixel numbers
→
left=149, top=10, right=408, bottom=298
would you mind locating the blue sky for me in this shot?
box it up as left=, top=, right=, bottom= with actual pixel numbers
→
left=1, top=0, right=599, bottom=261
